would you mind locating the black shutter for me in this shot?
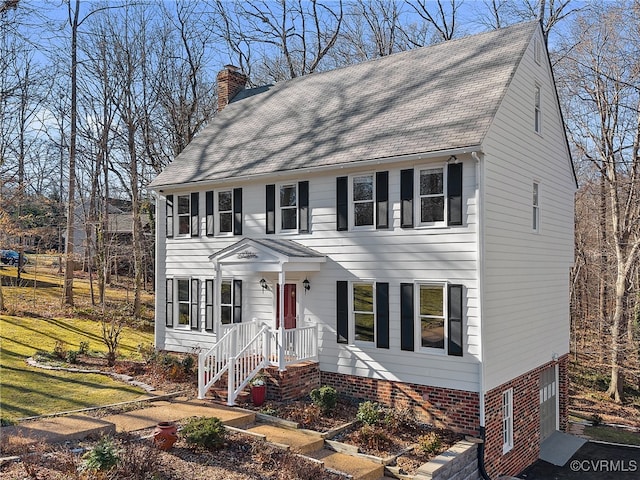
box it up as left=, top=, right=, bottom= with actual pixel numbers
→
left=206, top=191, right=214, bottom=236
left=190, top=192, right=199, bottom=236
left=447, top=163, right=463, bottom=226
left=266, top=184, right=276, bottom=234
left=336, top=176, right=348, bottom=231
left=299, top=181, right=309, bottom=233
left=190, top=278, right=199, bottom=329
left=233, top=188, right=243, bottom=235
left=376, top=282, right=389, bottom=349
left=233, top=279, right=242, bottom=323
left=376, top=171, right=389, bottom=229
left=336, top=281, right=348, bottom=343
left=400, top=169, right=414, bottom=228
left=400, top=283, right=414, bottom=351
left=448, top=284, right=463, bottom=356
left=166, top=195, right=174, bottom=238
left=165, top=278, right=173, bottom=327
left=205, top=279, right=214, bottom=331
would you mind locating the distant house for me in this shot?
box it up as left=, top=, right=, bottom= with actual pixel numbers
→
left=150, top=22, right=576, bottom=478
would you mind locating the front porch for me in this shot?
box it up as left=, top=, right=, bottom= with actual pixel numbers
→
left=198, top=319, right=320, bottom=404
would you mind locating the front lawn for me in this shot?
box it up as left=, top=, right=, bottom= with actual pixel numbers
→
left=0, top=261, right=155, bottom=422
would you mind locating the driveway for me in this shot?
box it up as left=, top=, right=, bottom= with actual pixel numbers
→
left=518, top=442, right=640, bottom=479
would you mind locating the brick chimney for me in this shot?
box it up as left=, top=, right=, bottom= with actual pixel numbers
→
left=217, top=65, right=247, bottom=112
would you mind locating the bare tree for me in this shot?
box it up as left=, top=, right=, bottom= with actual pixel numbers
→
left=557, top=1, right=640, bottom=402
left=407, top=0, right=460, bottom=41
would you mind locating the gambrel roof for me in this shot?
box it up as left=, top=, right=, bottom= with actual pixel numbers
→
left=150, top=21, right=539, bottom=189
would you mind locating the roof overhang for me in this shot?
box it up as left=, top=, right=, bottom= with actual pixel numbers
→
left=209, top=238, right=326, bottom=273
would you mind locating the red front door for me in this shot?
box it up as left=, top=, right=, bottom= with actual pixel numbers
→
left=276, top=284, right=297, bottom=329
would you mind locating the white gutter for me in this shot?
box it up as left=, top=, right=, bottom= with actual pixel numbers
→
left=150, top=145, right=483, bottom=193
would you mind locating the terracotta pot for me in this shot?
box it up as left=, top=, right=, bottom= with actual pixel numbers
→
left=153, top=422, right=178, bottom=451
left=252, top=385, right=266, bottom=406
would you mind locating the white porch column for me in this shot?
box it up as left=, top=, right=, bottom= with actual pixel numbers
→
left=214, top=264, right=221, bottom=336
left=278, top=267, right=286, bottom=371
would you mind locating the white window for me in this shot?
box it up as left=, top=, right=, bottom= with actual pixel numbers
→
left=279, top=184, right=297, bottom=231
left=218, top=190, right=233, bottom=234
left=353, top=283, right=375, bottom=343
left=534, top=85, right=542, bottom=134
left=177, top=195, right=191, bottom=236
left=352, top=174, right=375, bottom=228
left=533, top=182, right=540, bottom=231
left=534, top=38, right=542, bottom=65
left=417, top=283, right=446, bottom=351
left=176, top=278, right=191, bottom=327
left=502, top=388, right=514, bottom=454
left=220, top=280, right=233, bottom=324
left=418, top=167, right=445, bottom=225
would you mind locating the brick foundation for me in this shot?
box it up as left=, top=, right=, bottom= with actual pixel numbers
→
left=262, top=361, right=321, bottom=401
left=483, top=355, right=569, bottom=478
left=320, top=371, right=480, bottom=434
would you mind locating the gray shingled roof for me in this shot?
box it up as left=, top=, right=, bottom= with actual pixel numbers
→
left=150, top=22, right=538, bottom=188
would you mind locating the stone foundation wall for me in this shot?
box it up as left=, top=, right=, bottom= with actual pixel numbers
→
left=416, top=439, right=480, bottom=480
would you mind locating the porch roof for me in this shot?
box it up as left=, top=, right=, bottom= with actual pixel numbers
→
left=209, top=238, right=326, bottom=273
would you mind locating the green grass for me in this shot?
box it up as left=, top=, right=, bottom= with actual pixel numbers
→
left=584, top=425, right=640, bottom=446
left=0, top=262, right=155, bottom=422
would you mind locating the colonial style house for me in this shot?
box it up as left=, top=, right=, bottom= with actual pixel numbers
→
left=150, top=21, right=575, bottom=478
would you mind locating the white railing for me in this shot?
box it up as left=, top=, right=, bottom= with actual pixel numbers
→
left=198, top=319, right=319, bottom=404
left=198, top=320, right=263, bottom=399
left=227, top=325, right=270, bottom=405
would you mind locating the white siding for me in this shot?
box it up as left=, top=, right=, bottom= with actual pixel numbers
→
left=481, top=30, right=575, bottom=391
left=155, top=156, right=481, bottom=392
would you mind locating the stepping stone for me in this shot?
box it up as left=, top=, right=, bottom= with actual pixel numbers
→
left=309, top=449, right=384, bottom=480
left=246, top=424, right=324, bottom=454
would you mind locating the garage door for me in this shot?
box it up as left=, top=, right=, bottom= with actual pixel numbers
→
left=539, top=366, right=557, bottom=441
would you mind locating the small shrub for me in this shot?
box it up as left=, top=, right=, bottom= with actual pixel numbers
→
left=137, top=343, right=157, bottom=364
left=181, top=354, right=195, bottom=373
left=1, top=417, right=15, bottom=427
left=260, top=406, right=279, bottom=417
left=66, top=350, right=78, bottom=364
left=53, top=340, right=67, bottom=359
left=182, top=417, right=227, bottom=450
left=309, top=385, right=337, bottom=413
left=78, top=341, right=90, bottom=355
left=356, top=400, right=381, bottom=425
left=82, top=436, right=120, bottom=471
left=354, top=424, right=392, bottom=451
left=417, top=431, right=442, bottom=455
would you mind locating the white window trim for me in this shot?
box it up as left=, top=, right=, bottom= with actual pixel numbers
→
left=349, top=173, right=376, bottom=231
left=216, top=190, right=234, bottom=236
left=415, top=164, right=447, bottom=228
left=276, top=182, right=298, bottom=233
left=175, top=277, right=192, bottom=329
left=534, top=38, right=542, bottom=65
left=534, top=84, right=542, bottom=135
left=176, top=194, right=191, bottom=237
left=533, top=181, right=540, bottom=232
left=219, top=278, right=234, bottom=325
left=415, top=281, right=448, bottom=354
left=350, top=280, right=376, bottom=345
left=502, top=388, right=514, bottom=454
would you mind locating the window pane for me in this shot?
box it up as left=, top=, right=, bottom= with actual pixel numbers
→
left=420, top=169, right=443, bottom=195
left=178, top=279, right=190, bottom=302
left=179, top=216, right=190, bottom=235
left=221, top=306, right=232, bottom=324
left=420, top=286, right=443, bottom=316
left=353, top=176, right=373, bottom=201
left=281, top=208, right=297, bottom=230
left=354, top=202, right=373, bottom=226
left=280, top=185, right=296, bottom=207
left=221, top=281, right=231, bottom=304
left=420, top=197, right=444, bottom=223
left=353, top=284, right=373, bottom=312
left=355, top=313, right=374, bottom=342
left=218, top=191, right=232, bottom=211
left=421, top=317, right=444, bottom=349
left=178, top=195, right=190, bottom=214
left=533, top=183, right=539, bottom=205
left=179, top=304, right=190, bottom=325
left=219, top=212, right=232, bottom=232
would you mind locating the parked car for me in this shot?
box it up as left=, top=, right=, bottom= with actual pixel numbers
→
left=0, top=250, right=27, bottom=266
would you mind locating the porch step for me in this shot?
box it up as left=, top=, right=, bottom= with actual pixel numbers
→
left=246, top=423, right=324, bottom=454
left=207, top=386, right=251, bottom=405
left=308, top=449, right=385, bottom=480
